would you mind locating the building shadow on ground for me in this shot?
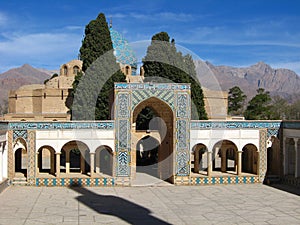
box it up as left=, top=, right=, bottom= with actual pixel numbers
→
left=69, top=186, right=171, bottom=225
left=264, top=183, right=300, bottom=196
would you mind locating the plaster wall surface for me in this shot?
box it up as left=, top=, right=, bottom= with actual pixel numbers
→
left=36, top=129, right=114, bottom=153
left=190, top=129, right=260, bottom=150
left=283, top=129, right=300, bottom=138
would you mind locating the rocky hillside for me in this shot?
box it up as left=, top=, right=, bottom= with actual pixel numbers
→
left=0, top=64, right=50, bottom=105
left=199, top=61, right=300, bottom=102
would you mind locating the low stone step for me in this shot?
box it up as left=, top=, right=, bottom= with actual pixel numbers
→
left=13, top=177, right=27, bottom=181
left=12, top=177, right=28, bottom=186
left=12, top=181, right=28, bottom=186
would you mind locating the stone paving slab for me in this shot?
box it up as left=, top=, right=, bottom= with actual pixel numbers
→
left=0, top=184, right=299, bottom=225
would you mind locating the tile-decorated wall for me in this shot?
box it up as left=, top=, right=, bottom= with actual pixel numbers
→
left=259, top=129, right=268, bottom=182
left=114, top=83, right=191, bottom=183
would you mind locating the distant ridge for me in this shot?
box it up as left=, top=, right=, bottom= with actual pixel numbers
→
left=0, top=64, right=50, bottom=104
left=197, top=61, right=300, bottom=102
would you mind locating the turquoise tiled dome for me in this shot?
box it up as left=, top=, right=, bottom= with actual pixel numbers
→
left=109, top=27, right=137, bottom=75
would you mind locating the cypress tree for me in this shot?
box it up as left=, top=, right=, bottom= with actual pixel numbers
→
left=142, top=32, right=207, bottom=119
left=69, top=13, right=125, bottom=120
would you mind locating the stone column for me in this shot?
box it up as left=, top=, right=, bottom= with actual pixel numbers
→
left=0, top=142, right=3, bottom=182
left=194, top=149, right=199, bottom=173
left=207, top=151, right=212, bottom=177
left=90, top=152, right=95, bottom=177
left=221, top=148, right=227, bottom=173
left=7, top=130, right=14, bottom=179
left=95, top=151, right=100, bottom=173
left=256, top=151, right=260, bottom=176
left=80, top=154, right=85, bottom=174
left=237, top=151, right=242, bottom=176
left=283, top=137, right=288, bottom=175
left=50, top=151, right=55, bottom=175
left=65, top=150, right=70, bottom=174
left=55, top=152, right=60, bottom=177
left=35, top=152, right=39, bottom=176
left=294, top=138, right=299, bottom=178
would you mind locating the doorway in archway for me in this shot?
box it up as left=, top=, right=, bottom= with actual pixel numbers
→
left=15, top=148, right=27, bottom=177
left=132, top=97, right=174, bottom=183
left=14, top=138, right=28, bottom=179
left=136, top=136, right=159, bottom=177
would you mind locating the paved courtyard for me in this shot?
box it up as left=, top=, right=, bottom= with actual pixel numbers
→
left=0, top=184, right=299, bottom=225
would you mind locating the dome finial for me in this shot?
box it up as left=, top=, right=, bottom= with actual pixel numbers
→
left=109, top=17, right=112, bottom=28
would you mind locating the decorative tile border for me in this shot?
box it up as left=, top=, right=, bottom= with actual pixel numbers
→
left=27, top=130, right=36, bottom=185
left=259, top=129, right=267, bottom=182
left=33, top=176, right=259, bottom=186
left=115, top=83, right=191, bottom=91
left=190, top=176, right=259, bottom=185
left=115, top=92, right=131, bottom=177
left=191, top=121, right=281, bottom=130
left=35, top=177, right=115, bottom=187
left=282, top=121, right=300, bottom=129
left=8, top=121, right=114, bottom=130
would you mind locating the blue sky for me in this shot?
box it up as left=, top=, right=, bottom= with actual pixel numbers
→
left=0, top=0, right=300, bottom=74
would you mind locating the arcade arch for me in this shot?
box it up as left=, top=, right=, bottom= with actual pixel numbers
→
left=192, top=143, right=208, bottom=175
left=212, top=140, right=239, bottom=175
left=60, top=141, right=90, bottom=175
left=267, top=136, right=281, bottom=176
left=242, top=144, right=258, bottom=175
left=14, top=138, right=27, bottom=178
left=285, top=138, right=296, bottom=176
left=37, top=145, right=55, bottom=175
left=94, top=145, right=113, bottom=176
left=132, top=97, right=174, bottom=182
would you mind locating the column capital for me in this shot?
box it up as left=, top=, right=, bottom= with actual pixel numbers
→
left=55, top=152, right=61, bottom=155
left=293, top=137, right=299, bottom=144
left=283, top=136, right=287, bottom=142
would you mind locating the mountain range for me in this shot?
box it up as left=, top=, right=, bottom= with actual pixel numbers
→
left=197, top=61, right=300, bottom=102
left=0, top=62, right=299, bottom=108
left=0, top=64, right=51, bottom=105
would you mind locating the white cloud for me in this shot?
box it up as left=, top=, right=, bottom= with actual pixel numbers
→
left=109, top=12, right=195, bottom=22
left=176, top=25, right=300, bottom=48
left=0, top=31, right=82, bottom=72
left=64, top=25, right=83, bottom=31
left=158, top=12, right=194, bottom=22
left=0, top=32, right=80, bottom=55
